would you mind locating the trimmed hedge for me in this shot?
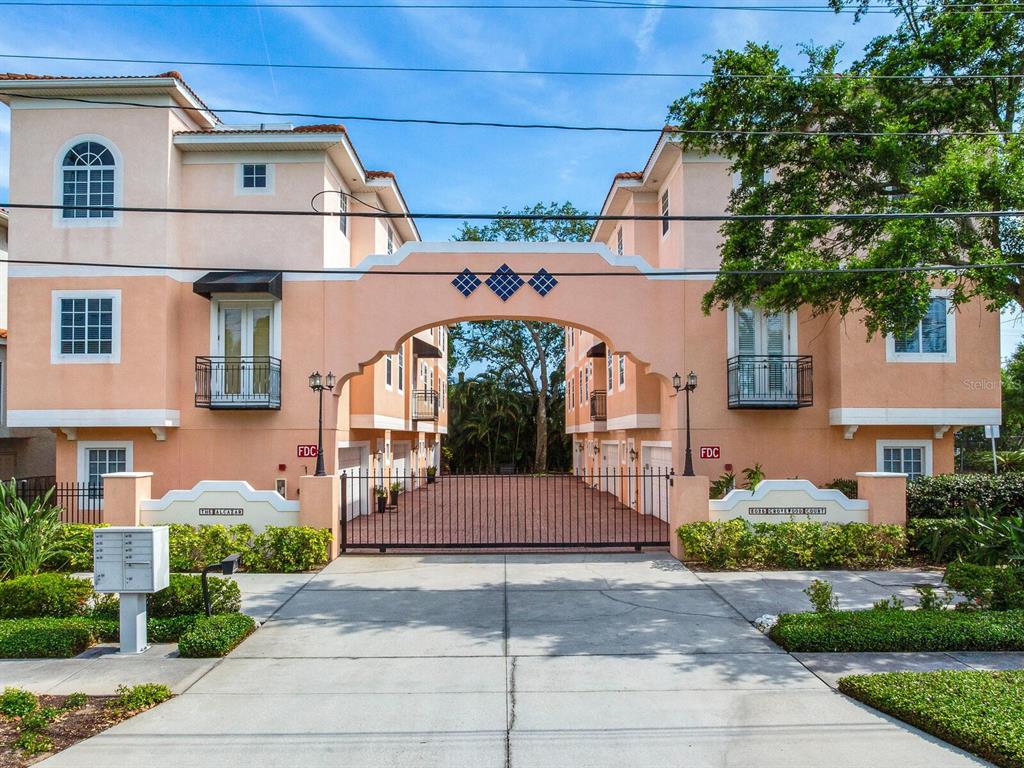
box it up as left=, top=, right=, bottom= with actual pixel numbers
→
left=45, top=523, right=333, bottom=574
left=839, top=670, right=1024, bottom=768
left=769, top=609, right=1024, bottom=652
left=91, top=574, right=241, bottom=620
left=0, top=574, right=94, bottom=619
left=177, top=613, right=256, bottom=658
left=0, top=617, right=115, bottom=658
left=676, top=519, right=906, bottom=569
left=907, top=473, right=1024, bottom=519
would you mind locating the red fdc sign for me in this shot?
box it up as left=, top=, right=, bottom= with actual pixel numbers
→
left=297, top=444, right=319, bottom=458
left=699, top=446, right=721, bottom=460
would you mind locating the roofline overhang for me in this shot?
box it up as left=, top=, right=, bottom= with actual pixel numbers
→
left=0, top=76, right=218, bottom=129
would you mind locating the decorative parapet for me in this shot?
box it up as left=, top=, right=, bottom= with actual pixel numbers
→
left=139, top=480, right=299, bottom=531
left=709, top=479, right=869, bottom=524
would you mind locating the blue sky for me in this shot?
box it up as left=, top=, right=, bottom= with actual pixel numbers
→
left=0, top=1, right=1021, bottom=356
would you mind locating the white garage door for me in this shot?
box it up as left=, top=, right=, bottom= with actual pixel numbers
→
left=642, top=445, right=673, bottom=521
left=392, top=441, right=412, bottom=491
left=338, top=446, right=369, bottom=520
left=600, top=443, right=619, bottom=495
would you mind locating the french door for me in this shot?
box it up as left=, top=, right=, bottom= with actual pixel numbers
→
left=735, top=308, right=793, bottom=400
left=217, top=302, right=274, bottom=400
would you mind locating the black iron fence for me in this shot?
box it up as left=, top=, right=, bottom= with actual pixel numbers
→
left=727, top=355, right=813, bottom=409
left=13, top=477, right=103, bottom=524
left=195, top=356, right=282, bottom=410
left=339, top=469, right=672, bottom=551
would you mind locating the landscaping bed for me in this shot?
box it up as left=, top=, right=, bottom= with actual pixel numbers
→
left=769, top=608, right=1024, bottom=652
left=839, top=670, right=1024, bottom=768
left=0, top=685, right=171, bottom=767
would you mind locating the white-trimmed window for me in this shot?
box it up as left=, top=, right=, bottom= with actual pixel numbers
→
left=886, top=294, right=956, bottom=363
left=607, top=353, right=614, bottom=392
left=398, top=346, right=405, bottom=391
left=78, top=441, right=132, bottom=493
left=876, top=440, right=932, bottom=479
left=585, top=364, right=590, bottom=400
left=386, top=225, right=395, bottom=255
left=618, top=354, right=626, bottom=389
left=385, top=355, right=393, bottom=389
left=339, top=193, right=348, bottom=238
left=236, top=163, right=274, bottom=195
left=61, top=141, right=116, bottom=220
left=578, top=370, right=583, bottom=405
left=616, top=228, right=624, bottom=256
left=661, top=191, right=670, bottom=235
left=51, top=290, right=121, bottom=364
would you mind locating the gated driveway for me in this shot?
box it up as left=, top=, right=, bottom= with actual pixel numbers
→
left=43, top=554, right=986, bottom=768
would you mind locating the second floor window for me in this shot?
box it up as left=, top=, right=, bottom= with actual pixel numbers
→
left=618, top=354, right=625, bottom=388
left=339, top=194, right=348, bottom=237
left=661, top=191, right=669, bottom=235
left=58, top=295, right=116, bottom=358
left=386, top=225, right=395, bottom=255
left=385, top=355, right=393, bottom=388
left=242, top=164, right=268, bottom=189
left=607, top=354, right=613, bottom=391
left=62, top=141, right=115, bottom=219
left=616, top=228, right=623, bottom=256
left=894, top=297, right=950, bottom=356
left=398, top=346, right=404, bottom=391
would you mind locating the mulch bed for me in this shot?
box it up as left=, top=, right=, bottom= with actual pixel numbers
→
left=1, top=694, right=134, bottom=768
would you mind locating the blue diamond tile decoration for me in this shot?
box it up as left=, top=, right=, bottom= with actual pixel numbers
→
left=452, top=268, right=481, bottom=297
left=528, top=268, right=558, bottom=297
left=485, top=264, right=524, bottom=301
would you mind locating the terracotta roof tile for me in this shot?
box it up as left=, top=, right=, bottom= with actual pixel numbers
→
left=175, top=124, right=348, bottom=136
left=365, top=170, right=395, bottom=180
left=614, top=171, right=643, bottom=180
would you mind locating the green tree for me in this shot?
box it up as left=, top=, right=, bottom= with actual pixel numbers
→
left=452, top=202, right=592, bottom=470
left=667, top=2, right=1024, bottom=337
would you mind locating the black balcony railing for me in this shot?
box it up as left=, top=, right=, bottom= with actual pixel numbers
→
left=727, top=355, right=813, bottom=409
left=195, top=356, right=281, bottom=410
left=590, top=390, right=607, bottom=422
left=413, top=389, right=439, bottom=421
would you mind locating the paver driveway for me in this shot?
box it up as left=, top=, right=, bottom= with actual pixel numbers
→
left=42, top=554, right=987, bottom=767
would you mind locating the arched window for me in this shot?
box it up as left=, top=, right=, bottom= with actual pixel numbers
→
left=61, top=141, right=116, bottom=219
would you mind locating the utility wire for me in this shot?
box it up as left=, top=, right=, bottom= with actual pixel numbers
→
left=4, top=51, right=1024, bottom=81
left=6, top=200, right=1024, bottom=221
left=2, top=91, right=1023, bottom=136
left=3, top=254, right=1024, bottom=277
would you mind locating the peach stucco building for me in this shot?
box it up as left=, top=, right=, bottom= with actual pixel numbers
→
left=0, top=72, right=447, bottom=511
left=565, top=129, right=1001, bottom=509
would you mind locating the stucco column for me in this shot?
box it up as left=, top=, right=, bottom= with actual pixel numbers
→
left=669, top=475, right=710, bottom=562
left=299, top=474, right=340, bottom=560
left=856, top=471, right=908, bottom=527
left=101, top=472, right=153, bottom=527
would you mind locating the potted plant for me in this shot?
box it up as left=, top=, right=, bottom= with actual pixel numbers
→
left=373, top=485, right=387, bottom=514
left=388, top=481, right=403, bottom=506
left=426, top=466, right=437, bottom=485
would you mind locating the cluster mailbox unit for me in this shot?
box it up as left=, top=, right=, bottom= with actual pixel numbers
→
left=93, top=527, right=170, bottom=653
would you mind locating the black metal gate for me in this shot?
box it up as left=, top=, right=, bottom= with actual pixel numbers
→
left=339, top=469, right=672, bottom=551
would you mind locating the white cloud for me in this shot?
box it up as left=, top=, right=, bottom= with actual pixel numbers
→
left=634, top=6, right=665, bottom=56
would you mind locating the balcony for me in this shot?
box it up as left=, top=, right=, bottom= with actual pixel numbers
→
left=195, top=356, right=281, bottom=410
left=413, top=389, right=439, bottom=421
left=590, top=390, right=607, bottom=422
left=727, top=355, right=813, bottom=409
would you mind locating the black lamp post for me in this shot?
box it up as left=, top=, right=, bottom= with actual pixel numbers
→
left=673, top=370, right=698, bottom=476
left=308, top=370, right=336, bottom=477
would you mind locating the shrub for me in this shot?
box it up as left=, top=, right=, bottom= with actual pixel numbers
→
left=14, top=731, right=53, bottom=755
left=0, top=617, right=112, bottom=658
left=769, top=608, right=1024, bottom=652
left=0, top=687, right=38, bottom=718
left=48, top=524, right=103, bottom=571
left=0, top=574, right=94, bottom=619
left=148, top=614, right=203, bottom=642
left=823, top=478, right=858, bottom=498
left=0, top=480, right=68, bottom=578
left=107, top=683, right=172, bottom=713
left=247, top=526, right=332, bottom=572
left=946, top=563, right=1024, bottom=611
left=676, top=519, right=906, bottom=570
left=62, top=692, right=87, bottom=711
left=92, top=574, right=241, bottom=620
left=906, top=473, right=1024, bottom=519
left=907, top=518, right=973, bottom=563
left=804, top=579, right=837, bottom=613
left=839, top=670, right=1024, bottom=768
left=21, top=706, right=60, bottom=732
left=167, top=523, right=253, bottom=572
left=177, top=613, right=256, bottom=658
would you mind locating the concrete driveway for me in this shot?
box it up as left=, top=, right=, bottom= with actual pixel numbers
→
left=42, top=554, right=987, bottom=767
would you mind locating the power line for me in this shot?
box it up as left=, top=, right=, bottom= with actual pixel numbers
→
left=6, top=200, right=1024, bottom=222
left=4, top=51, right=1024, bottom=81
left=3, top=254, right=1024, bottom=277
left=2, top=91, right=1023, bottom=136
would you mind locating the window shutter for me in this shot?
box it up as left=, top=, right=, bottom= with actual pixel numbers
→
left=736, top=308, right=756, bottom=355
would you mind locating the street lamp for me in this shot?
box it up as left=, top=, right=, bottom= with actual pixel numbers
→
left=308, top=370, right=337, bottom=476
left=673, top=370, right=698, bottom=476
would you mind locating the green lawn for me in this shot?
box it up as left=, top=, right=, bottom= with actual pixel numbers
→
left=840, top=670, right=1024, bottom=768
left=769, top=609, right=1024, bottom=652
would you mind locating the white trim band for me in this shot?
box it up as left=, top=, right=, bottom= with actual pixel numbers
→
left=140, top=480, right=299, bottom=513
left=829, top=407, right=1001, bottom=426
left=8, top=409, right=180, bottom=428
